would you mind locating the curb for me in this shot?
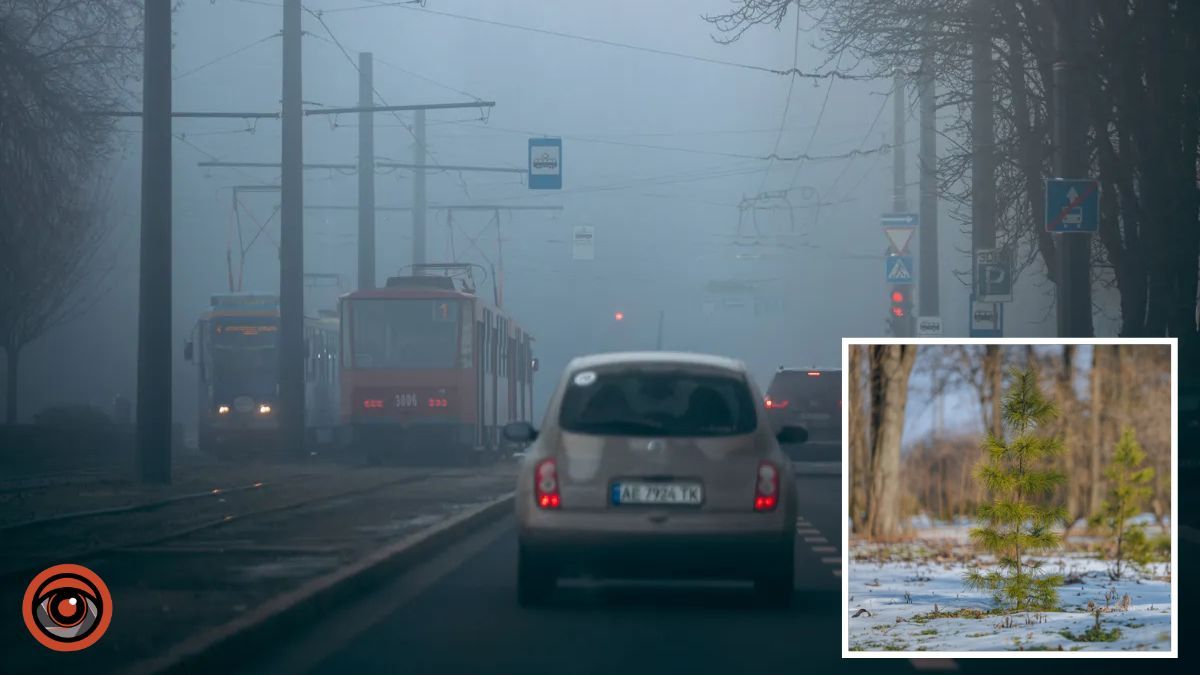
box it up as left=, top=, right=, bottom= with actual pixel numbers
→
left=123, top=491, right=515, bottom=675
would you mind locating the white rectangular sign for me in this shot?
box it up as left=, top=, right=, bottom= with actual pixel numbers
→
left=572, top=225, right=594, bottom=260
left=917, top=316, right=943, bottom=336
left=970, top=301, right=1000, bottom=332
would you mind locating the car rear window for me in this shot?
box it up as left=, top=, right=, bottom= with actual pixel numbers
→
left=767, top=370, right=841, bottom=410
left=558, top=369, right=757, bottom=437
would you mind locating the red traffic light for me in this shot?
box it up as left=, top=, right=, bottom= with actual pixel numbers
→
left=891, top=306, right=906, bottom=318
left=614, top=311, right=625, bottom=321
left=890, top=290, right=905, bottom=303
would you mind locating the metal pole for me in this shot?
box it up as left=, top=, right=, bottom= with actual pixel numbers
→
left=357, top=52, right=375, bottom=290
left=280, top=0, right=306, bottom=455
left=890, top=71, right=912, bottom=337
left=892, top=71, right=907, bottom=214
left=1052, top=0, right=1093, bottom=337
left=494, top=209, right=504, bottom=307
left=971, top=0, right=998, bottom=336
left=412, top=109, right=427, bottom=267
left=918, top=50, right=939, bottom=317
left=656, top=310, right=665, bottom=350
left=136, top=0, right=172, bottom=484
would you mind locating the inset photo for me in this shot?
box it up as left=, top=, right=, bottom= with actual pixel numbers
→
left=842, top=339, right=1176, bottom=657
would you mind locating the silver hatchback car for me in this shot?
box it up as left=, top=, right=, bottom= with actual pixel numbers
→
left=505, top=352, right=809, bottom=607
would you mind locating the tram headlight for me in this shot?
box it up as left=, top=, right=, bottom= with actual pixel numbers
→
left=258, top=403, right=272, bottom=415
left=217, top=404, right=231, bottom=415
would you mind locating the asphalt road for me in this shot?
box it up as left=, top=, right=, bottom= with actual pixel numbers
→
left=239, top=473, right=1192, bottom=675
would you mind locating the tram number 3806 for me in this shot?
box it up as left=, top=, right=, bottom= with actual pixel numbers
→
left=393, top=393, right=419, bottom=408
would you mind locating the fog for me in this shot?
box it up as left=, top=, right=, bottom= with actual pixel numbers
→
left=4, top=0, right=1075, bottom=426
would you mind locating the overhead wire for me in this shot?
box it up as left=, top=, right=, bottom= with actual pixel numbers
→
left=315, top=1, right=870, bottom=80
left=174, top=31, right=281, bottom=81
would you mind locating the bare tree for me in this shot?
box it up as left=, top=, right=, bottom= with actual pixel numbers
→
left=848, top=343, right=868, bottom=532
left=0, top=0, right=140, bottom=422
left=703, top=1, right=1200, bottom=342
left=863, top=344, right=918, bottom=539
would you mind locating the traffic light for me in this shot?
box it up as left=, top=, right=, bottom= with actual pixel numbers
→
left=614, top=311, right=625, bottom=321
left=888, top=286, right=913, bottom=336
left=889, top=289, right=908, bottom=318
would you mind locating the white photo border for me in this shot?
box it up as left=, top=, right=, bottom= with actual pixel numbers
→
left=840, top=337, right=1178, bottom=660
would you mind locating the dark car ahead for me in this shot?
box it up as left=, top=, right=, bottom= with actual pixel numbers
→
left=764, top=367, right=840, bottom=461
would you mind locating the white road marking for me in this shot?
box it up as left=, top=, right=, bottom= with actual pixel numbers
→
left=812, top=545, right=837, bottom=553
left=820, top=556, right=841, bottom=564
left=796, top=528, right=821, bottom=535
left=832, top=569, right=841, bottom=577
left=803, top=536, right=828, bottom=544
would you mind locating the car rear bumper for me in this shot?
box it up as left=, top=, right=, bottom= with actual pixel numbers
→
left=519, top=529, right=792, bottom=580
left=518, top=510, right=793, bottom=580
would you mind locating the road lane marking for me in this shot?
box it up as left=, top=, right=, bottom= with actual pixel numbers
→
left=796, top=528, right=821, bottom=535
left=812, top=545, right=837, bottom=553
left=820, top=557, right=841, bottom=564
left=803, top=536, right=828, bottom=543
left=832, top=569, right=841, bottom=577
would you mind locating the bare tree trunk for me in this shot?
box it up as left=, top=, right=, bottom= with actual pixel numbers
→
left=1058, top=345, right=1079, bottom=535
left=849, top=346, right=868, bottom=533
left=865, top=344, right=919, bottom=540
left=4, top=343, right=18, bottom=424
left=1089, top=346, right=1105, bottom=516
left=985, top=345, right=1003, bottom=439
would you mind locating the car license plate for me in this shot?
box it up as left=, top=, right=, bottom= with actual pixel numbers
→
left=611, top=482, right=703, bottom=506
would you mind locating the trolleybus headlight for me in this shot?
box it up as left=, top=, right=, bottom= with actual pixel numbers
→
left=217, top=404, right=231, bottom=415
left=258, top=404, right=272, bottom=415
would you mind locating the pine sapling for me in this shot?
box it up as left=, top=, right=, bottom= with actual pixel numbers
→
left=965, top=367, right=1067, bottom=613
left=1089, top=427, right=1155, bottom=579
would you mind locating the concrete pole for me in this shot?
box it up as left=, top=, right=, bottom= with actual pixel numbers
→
left=136, top=0, right=173, bottom=483
left=279, top=0, right=306, bottom=454
left=357, top=52, right=375, bottom=290
left=412, top=109, right=427, bottom=267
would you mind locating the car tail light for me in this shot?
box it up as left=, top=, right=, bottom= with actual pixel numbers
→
left=363, top=399, right=384, bottom=409
left=427, top=397, right=449, bottom=408
left=535, top=459, right=561, bottom=509
left=765, top=398, right=789, bottom=409
left=807, top=371, right=821, bottom=377
left=755, top=460, right=779, bottom=512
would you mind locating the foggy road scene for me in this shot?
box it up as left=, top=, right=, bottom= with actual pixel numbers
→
left=1, top=0, right=1198, bottom=672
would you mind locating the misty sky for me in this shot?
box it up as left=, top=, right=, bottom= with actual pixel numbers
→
left=6, top=0, right=1105, bottom=425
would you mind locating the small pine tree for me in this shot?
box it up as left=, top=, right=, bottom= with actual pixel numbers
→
left=1089, top=427, right=1156, bottom=579
left=964, top=367, right=1067, bottom=612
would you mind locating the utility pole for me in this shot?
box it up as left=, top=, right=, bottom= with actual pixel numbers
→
left=1052, top=0, right=1093, bottom=337
left=357, top=52, right=376, bottom=290
left=918, top=50, right=939, bottom=318
left=971, top=0, right=998, bottom=335
left=279, top=0, right=306, bottom=456
left=136, top=0, right=172, bottom=484
left=413, top=109, right=427, bottom=267
left=890, top=70, right=913, bottom=337
left=655, top=310, right=665, bottom=350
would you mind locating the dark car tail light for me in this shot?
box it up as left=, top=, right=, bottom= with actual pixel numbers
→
left=535, top=458, right=561, bottom=509
left=754, top=460, right=780, bottom=512
left=765, top=398, right=789, bottom=409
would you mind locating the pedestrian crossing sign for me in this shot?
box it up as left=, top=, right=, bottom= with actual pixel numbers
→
left=885, top=255, right=914, bottom=284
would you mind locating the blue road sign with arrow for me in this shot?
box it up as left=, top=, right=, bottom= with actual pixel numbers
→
left=1045, top=178, right=1099, bottom=233
left=881, top=212, right=919, bottom=228
left=885, top=255, right=914, bottom=284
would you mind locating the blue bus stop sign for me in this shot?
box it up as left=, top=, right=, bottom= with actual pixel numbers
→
left=529, top=138, right=562, bottom=190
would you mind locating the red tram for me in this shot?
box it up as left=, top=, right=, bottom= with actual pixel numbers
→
left=338, top=265, right=537, bottom=463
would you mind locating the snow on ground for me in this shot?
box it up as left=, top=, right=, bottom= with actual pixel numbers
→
left=848, top=524, right=1172, bottom=652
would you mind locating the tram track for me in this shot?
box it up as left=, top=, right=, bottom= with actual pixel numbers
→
left=0, top=468, right=455, bottom=582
